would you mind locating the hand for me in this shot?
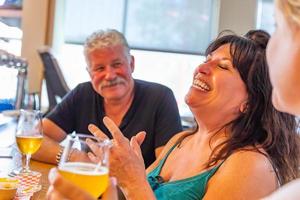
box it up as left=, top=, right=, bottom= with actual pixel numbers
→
left=68, top=148, right=91, bottom=163
left=87, top=117, right=147, bottom=188
left=47, top=167, right=118, bottom=200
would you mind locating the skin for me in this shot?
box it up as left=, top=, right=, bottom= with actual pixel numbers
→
left=185, top=44, right=248, bottom=127
left=86, top=45, right=277, bottom=199
left=32, top=44, right=163, bottom=164
left=87, top=45, right=135, bottom=104
left=266, top=3, right=300, bottom=115
left=46, top=44, right=277, bottom=200
left=262, top=1, right=300, bottom=199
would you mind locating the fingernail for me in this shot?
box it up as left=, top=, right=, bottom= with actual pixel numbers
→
left=110, top=177, right=117, bottom=186
left=86, top=138, right=92, bottom=144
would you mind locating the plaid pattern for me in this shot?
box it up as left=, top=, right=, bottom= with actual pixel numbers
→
left=14, top=172, right=42, bottom=199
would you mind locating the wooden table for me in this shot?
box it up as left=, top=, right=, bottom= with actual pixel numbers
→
left=0, top=116, right=55, bottom=199
left=0, top=158, right=54, bottom=199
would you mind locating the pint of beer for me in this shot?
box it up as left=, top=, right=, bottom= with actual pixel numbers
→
left=58, top=134, right=111, bottom=198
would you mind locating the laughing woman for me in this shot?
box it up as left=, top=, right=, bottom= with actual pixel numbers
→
left=87, top=30, right=299, bottom=200
left=47, top=29, right=300, bottom=200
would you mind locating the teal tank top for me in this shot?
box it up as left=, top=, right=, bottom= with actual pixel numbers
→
left=147, top=143, right=223, bottom=200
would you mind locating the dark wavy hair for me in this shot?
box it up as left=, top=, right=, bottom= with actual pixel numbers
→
left=183, top=30, right=299, bottom=184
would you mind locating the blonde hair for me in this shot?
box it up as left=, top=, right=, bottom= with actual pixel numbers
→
left=276, top=0, right=300, bottom=26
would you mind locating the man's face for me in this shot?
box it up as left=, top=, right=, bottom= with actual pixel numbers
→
left=87, top=45, right=135, bottom=102
left=266, top=5, right=300, bottom=115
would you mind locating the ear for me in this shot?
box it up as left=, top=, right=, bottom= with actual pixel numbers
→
left=239, top=101, right=248, bottom=113
left=130, top=55, right=135, bottom=73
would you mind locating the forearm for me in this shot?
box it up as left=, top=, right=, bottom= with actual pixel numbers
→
left=32, top=135, right=63, bottom=165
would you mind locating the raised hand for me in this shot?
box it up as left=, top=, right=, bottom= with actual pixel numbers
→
left=87, top=117, right=147, bottom=186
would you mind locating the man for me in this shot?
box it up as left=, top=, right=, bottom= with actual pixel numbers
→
left=33, top=29, right=182, bottom=167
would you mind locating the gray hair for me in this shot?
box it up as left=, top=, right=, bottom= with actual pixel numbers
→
left=84, top=29, right=131, bottom=66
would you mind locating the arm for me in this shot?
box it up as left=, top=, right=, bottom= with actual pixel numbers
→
left=32, top=119, right=67, bottom=164
left=203, top=150, right=278, bottom=200
left=33, top=118, right=91, bottom=164
left=33, top=86, right=79, bottom=164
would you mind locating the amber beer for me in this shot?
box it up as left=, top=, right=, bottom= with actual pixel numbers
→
left=16, top=135, right=43, bottom=154
left=58, top=162, right=109, bottom=198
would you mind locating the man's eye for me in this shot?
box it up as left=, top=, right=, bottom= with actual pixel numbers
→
left=112, top=62, right=122, bottom=68
left=94, top=66, right=105, bottom=72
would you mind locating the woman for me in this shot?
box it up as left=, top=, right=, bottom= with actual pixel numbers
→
left=47, top=30, right=300, bottom=199
left=266, top=0, right=300, bottom=115
left=86, top=30, right=299, bottom=200
left=262, top=0, right=300, bottom=199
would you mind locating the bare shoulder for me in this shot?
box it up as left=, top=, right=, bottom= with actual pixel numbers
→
left=146, top=131, right=189, bottom=173
left=224, top=149, right=274, bottom=173
left=203, top=149, right=278, bottom=200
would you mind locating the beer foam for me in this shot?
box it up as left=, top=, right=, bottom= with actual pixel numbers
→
left=59, top=162, right=108, bottom=176
left=16, top=135, right=43, bottom=139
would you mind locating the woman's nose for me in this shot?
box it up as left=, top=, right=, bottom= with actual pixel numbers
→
left=196, top=62, right=213, bottom=75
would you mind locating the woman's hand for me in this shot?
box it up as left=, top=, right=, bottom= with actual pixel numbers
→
left=87, top=117, right=156, bottom=200
left=87, top=117, right=147, bottom=188
left=47, top=167, right=118, bottom=200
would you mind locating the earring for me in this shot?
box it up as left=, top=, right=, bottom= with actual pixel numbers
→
left=240, top=102, right=248, bottom=113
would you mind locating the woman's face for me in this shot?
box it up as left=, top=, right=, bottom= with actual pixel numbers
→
left=185, top=44, right=248, bottom=120
left=266, top=4, right=300, bottom=115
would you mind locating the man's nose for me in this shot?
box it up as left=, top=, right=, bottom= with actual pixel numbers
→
left=105, top=66, right=117, bottom=79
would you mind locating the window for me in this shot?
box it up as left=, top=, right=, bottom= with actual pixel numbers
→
left=256, top=0, right=275, bottom=34
left=57, top=43, right=202, bottom=116
left=125, top=0, right=213, bottom=54
left=64, top=0, right=125, bottom=44
left=0, top=0, right=22, bottom=110
left=0, top=0, right=22, bottom=55
left=64, top=0, right=214, bottom=54
left=58, top=0, right=215, bottom=116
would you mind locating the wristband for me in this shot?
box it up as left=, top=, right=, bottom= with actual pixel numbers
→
left=55, top=147, right=64, bottom=165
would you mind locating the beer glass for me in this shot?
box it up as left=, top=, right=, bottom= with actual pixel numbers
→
left=15, top=109, right=43, bottom=175
left=58, top=134, right=111, bottom=198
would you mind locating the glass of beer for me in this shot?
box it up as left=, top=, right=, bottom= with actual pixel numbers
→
left=15, top=109, right=43, bottom=175
left=58, top=134, right=111, bottom=198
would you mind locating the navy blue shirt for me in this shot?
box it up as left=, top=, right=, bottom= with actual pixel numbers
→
left=46, top=79, right=182, bottom=167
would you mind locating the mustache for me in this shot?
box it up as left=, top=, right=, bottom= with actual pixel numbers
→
left=100, top=77, right=126, bottom=89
